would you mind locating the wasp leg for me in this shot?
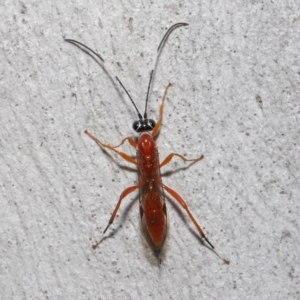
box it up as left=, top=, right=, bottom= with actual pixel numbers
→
left=93, top=185, right=139, bottom=249
left=162, top=183, right=230, bottom=264
left=160, top=153, right=203, bottom=168
left=85, top=130, right=137, bottom=165
left=152, top=83, right=172, bottom=137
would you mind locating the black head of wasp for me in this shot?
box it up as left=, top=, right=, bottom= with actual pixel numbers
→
left=65, top=23, right=229, bottom=264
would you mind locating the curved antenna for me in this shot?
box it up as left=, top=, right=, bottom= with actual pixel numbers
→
left=143, top=22, right=189, bottom=119
left=65, top=38, right=143, bottom=120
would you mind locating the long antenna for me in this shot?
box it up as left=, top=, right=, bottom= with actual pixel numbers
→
left=65, top=22, right=188, bottom=122
left=65, top=38, right=143, bottom=120
left=143, top=22, right=189, bottom=119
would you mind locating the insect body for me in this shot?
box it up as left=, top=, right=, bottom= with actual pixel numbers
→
left=137, top=132, right=167, bottom=251
left=66, top=23, right=229, bottom=264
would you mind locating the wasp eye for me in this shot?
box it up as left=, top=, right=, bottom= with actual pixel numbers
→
left=133, top=120, right=142, bottom=132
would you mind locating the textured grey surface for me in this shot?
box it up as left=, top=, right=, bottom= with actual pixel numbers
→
left=1, top=1, right=299, bottom=299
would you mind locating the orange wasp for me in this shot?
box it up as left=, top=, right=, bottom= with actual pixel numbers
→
left=66, top=23, right=229, bottom=264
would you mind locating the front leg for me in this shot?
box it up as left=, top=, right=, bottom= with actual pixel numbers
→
left=85, top=130, right=137, bottom=165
